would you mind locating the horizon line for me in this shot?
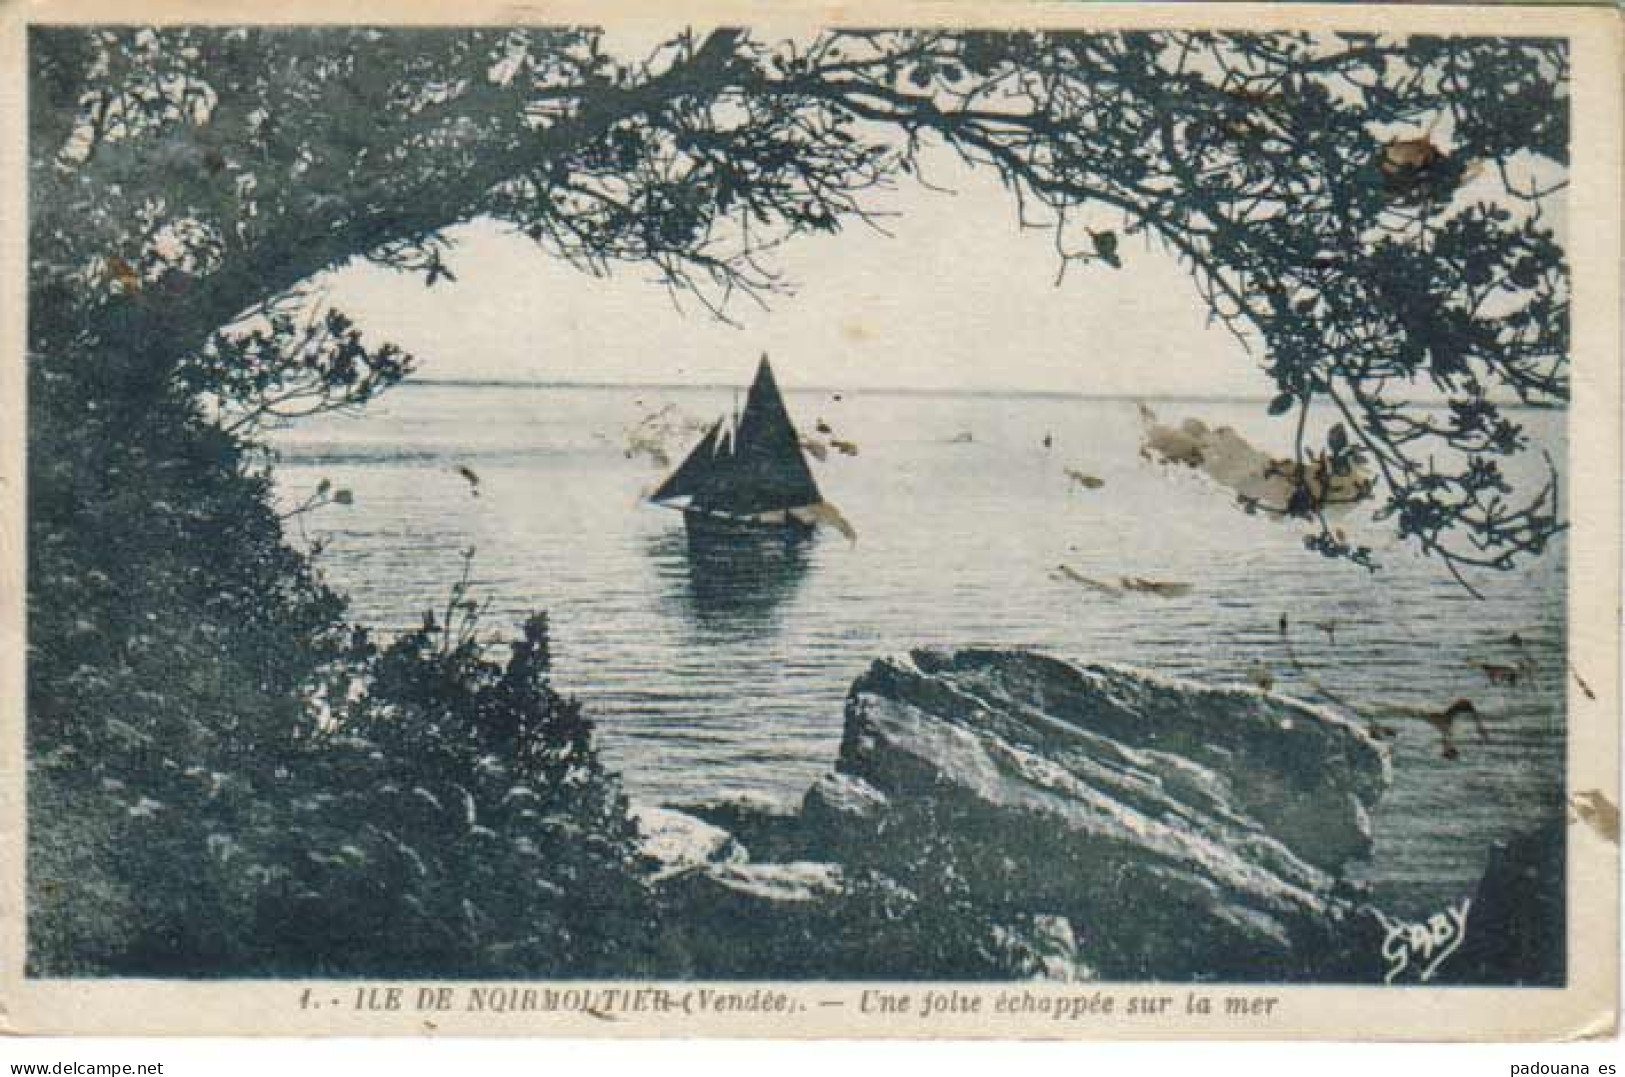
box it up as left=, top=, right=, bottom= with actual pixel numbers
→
left=401, top=376, right=1567, bottom=411
left=406, top=376, right=1268, bottom=402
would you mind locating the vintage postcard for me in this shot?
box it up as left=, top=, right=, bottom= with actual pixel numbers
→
left=0, top=0, right=1618, bottom=1041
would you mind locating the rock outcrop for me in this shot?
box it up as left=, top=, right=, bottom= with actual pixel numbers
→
left=1440, top=815, right=1565, bottom=986
left=642, top=647, right=1396, bottom=980
left=628, top=805, right=746, bottom=882
left=810, top=648, right=1391, bottom=979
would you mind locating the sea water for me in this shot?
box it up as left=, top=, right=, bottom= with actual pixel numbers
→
left=270, top=382, right=1567, bottom=916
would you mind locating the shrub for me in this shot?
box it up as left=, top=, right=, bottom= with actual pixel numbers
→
left=27, top=350, right=657, bottom=977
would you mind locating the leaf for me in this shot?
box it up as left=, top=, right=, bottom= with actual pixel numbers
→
left=1509, top=257, right=1541, bottom=289
left=106, top=256, right=142, bottom=293
left=1267, top=392, right=1297, bottom=416
left=1089, top=230, right=1122, bottom=269
left=1286, top=485, right=1315, bottom=517
left=1379, top=137, right=1442, bottom=177
left=1328, top=423, right=1348, bottom=453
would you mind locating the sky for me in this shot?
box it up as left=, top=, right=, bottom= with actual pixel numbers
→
left=308, top=27, right=1565, bottom=402
left=318, top=149, right=1276, bottom=399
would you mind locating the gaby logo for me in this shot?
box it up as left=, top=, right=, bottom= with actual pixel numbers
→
left=1375, top=898, right=1472, bottom=984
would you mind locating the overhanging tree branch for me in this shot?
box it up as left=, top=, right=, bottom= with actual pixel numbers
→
left=29, top=27, right=1571, bottom=587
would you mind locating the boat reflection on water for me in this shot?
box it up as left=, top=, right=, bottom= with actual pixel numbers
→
left=640, top=353, right=847, bottom=634
left=644, top=526, right=815, bottom=633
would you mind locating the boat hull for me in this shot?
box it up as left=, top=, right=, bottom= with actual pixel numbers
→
left=681, top=507, right=816, bottom=543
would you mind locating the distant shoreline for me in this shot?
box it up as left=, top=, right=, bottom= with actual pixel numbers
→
left=400, top=377, right=1567, bottom=411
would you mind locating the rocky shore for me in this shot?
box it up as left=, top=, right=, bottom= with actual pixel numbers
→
left=633, top=647, right=1564, bottom=984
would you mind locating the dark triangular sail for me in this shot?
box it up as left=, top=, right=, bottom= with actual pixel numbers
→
left=648, top=356, right=822, bottom=518
left=691, top=357, right=821, bottom=516
left=649, top=419, right=723, bottom=503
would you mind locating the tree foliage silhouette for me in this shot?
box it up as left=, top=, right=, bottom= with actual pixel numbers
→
left=32, top=27, right=1569, bottom=583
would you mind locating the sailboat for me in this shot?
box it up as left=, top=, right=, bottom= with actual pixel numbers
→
left=649, top=355, right=837, bottom=540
